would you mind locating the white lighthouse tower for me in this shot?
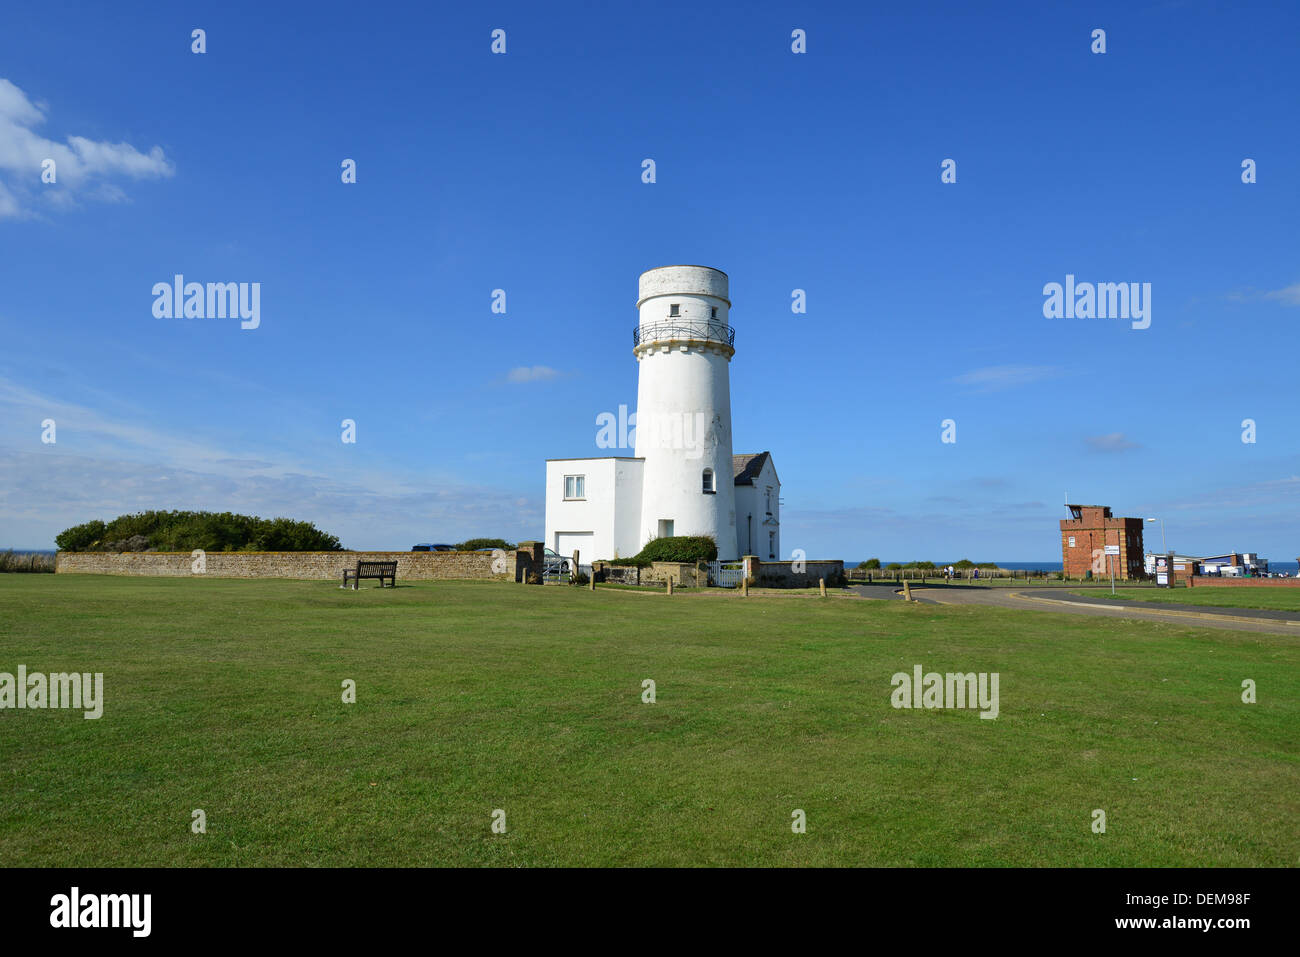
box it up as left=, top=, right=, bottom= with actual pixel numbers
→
left=544, top=264, right=775, bottom=567
left=633, top=265, right=739, bottom=560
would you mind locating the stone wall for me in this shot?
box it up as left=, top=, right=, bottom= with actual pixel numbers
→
left=56, top=545, right=546, bottom=583
left=591, top=562, right=640, bottom=586
left=747, top=557, right=845, bottom=588
left=644, top=561, right=706, bottom=586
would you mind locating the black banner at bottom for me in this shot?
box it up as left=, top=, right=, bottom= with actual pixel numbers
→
left=0, top=867, right=1284, bottom=944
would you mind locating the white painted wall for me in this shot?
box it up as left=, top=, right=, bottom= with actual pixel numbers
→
left=612, top=457, right=644, bottom=558
left=544, top=457, right=644, bottom=562
left=634, top=265, right=739, bottom=560
left=735, top=455, right=780, bottom=559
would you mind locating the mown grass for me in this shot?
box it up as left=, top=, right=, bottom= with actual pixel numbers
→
left=1, top=575, right=1296, bottom=867
left=1081, top=586, right=1300, bottom=614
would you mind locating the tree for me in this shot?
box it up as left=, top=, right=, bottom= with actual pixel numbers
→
left=55, top=520, right=106, bottom=552
left=859, top=558, right=881, bottom=570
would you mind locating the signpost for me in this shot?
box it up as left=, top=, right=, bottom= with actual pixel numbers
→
left=1104, top=544, right=1120, bottom=594
left=1155, top=553, right=1172, bottom=588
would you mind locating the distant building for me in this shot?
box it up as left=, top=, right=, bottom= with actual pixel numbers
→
left=1200, top=553, right=1268, bottom=577
left=1060, top=504, right=1145, bottom=579
left=1144, top=553, right=1202, bottom=583
left=1143, top=552, right=1270, bottom=581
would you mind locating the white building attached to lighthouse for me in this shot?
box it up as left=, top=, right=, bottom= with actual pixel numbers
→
left=544, top=265, right=780, bottom=564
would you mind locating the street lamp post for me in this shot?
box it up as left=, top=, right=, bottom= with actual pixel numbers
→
left=1146, top=517, right=1166, bottom=555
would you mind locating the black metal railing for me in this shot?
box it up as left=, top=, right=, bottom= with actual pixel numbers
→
left=633, top=320, right=735, bottom=348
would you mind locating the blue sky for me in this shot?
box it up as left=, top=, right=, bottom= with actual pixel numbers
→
left=1, top=0, right=1297, bottom=560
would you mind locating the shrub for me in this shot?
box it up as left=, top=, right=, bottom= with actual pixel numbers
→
left=859, top=558, right=881, bottom=570
left=455, top=538, right=515, bottom=551
left=885, top=562, right=902, bottom=570
left=55, top=511, right=343, bottom=552
left=620, top=535, right=718, bottom=568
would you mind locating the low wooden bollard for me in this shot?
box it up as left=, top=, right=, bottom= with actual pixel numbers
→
left=902, top=581, right=912, bottom=602
left=819, top=577, right=826, bottom=597
left=666, top=578, right=673, bottom=596
left=589, top=574, right=595, bottom=591
left=742, top=578, right=749, bottom=598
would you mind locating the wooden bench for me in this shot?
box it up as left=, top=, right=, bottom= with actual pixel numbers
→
left=341, top=560, right=398, bottom=589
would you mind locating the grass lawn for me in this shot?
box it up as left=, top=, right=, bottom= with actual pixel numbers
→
left=1, top=575, right=1296, bottom=867
left=1079, top=586, right=1300, bottom=614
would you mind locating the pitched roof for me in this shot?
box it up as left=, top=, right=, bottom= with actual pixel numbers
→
left=732, top=452, right=771, bottom=486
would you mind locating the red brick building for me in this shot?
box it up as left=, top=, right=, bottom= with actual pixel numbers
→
left=1060, top=504, right=1145, bottom=579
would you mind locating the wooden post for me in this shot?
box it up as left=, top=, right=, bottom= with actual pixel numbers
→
left=666, top=577, right=673, bottom=596
left=819, top=577, right=826, bottom=597
left=589, top=573, right=595, bottom=591
left=903, top=581, right=912, bottom=602
left=742, top=577, right=749, bottom=598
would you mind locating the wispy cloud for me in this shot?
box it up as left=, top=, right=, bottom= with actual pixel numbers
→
left=1263, top=283, right=1300, bottom=306
left=951, top=365, right=1060, bottom=393
left=1085, top=432, right=1140, bottom=453
left=0, top=377, right=541, bottom=548
left=0, top=77, right=173, bottom=219
left=506, top=365, right=561, bottom=384
left=1161, top=475, right=1300, bottom=512
left=1226, top=281, right=1300, bottom=306
left=0, top=448, right=541, bottom=550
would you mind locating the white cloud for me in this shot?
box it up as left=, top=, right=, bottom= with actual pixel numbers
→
left=1085, top=432, right=1140, bottom=453
left=1263, top=283, right=1300, bottom=306
left=952, top=365, right=1060, bottom=393
left=1226, top=282, right=1300, bottom=306
left=506, top=365, right=561, bottom=384
left=0, top=77, right=173, bottom=219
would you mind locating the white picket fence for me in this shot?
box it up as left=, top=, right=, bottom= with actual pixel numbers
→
left=709, top=561, right=746, bottom=588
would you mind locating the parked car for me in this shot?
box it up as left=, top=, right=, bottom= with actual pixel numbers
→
left=543, top=547, right=570, bottom=574
left=411, top=543, right=455, bottom=552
